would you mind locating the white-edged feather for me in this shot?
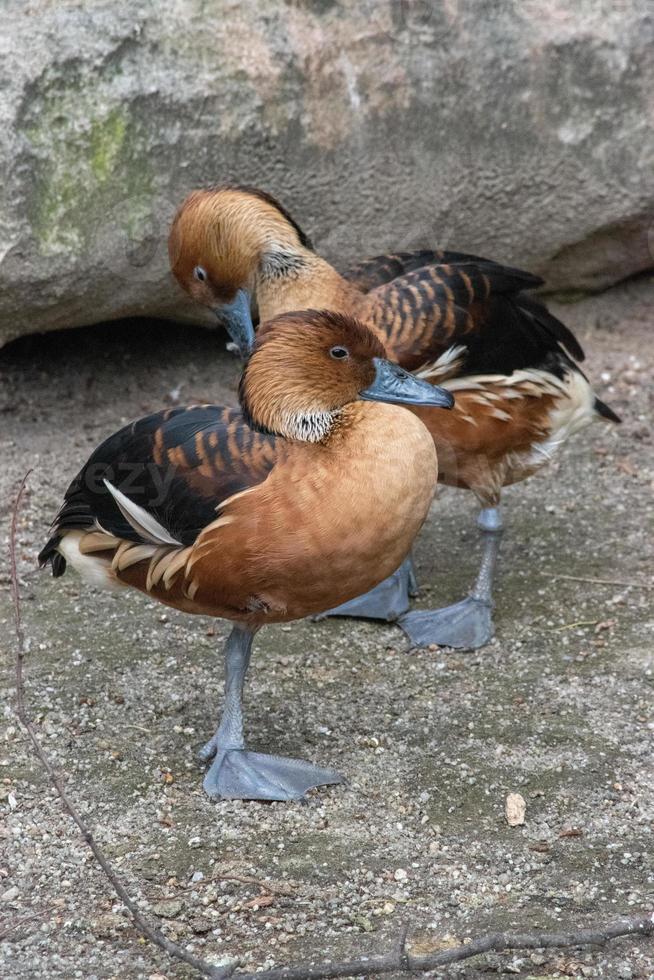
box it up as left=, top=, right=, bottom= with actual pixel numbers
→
left=162, top=547, right=193, bottom=590
left=146, top=548, right=177, bottom=591
left=414, top=345, right=466, bottom=383
left=113, top=543, right=160, bottom=572
left=103, top=479, right=182, bottom=547
left=442, top=368, right=567, bottom=396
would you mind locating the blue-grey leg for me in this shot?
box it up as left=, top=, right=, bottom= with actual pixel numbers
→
left=313, top=555, right=416, bottom=622
left=398, top=507, right=503, bottom=650
left=407, top=557, right=420, bottom=597
left=200, top=625, right=342, bottom=801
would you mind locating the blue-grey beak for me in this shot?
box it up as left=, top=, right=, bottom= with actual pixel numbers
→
left=359, top=357, right=455, bottom=409
left=214, top=288, right=255, bottom=358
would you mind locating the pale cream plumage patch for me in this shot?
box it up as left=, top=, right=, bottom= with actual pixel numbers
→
left=455, top=412, right=478, bottom=426
left=84, top=504, right=241, bottom=598
left=108, top=539, right=193, bottom=591
left=113, top=543, right=160, bottom=572
left=145, top=548, right=175, bottom=591
left=76, top=527, right=193, bottom=594
left=62, top=480, right=251, bottom=602
left=414, top=345, right=466, bottom=383
left=58, top=531, right=122, bottom=592
left=111, top=541, right=134, bottom=571
left=442, top=368, right=568, bottom=398
left=467, top=393, right=499, bottom=406
left=520, top=370, right=596, bottom=468
left=162, top=547, right=193, bottom=590
left=441, top=369, right=574, bottom=428
left=79, top=531, right=121, bottom=554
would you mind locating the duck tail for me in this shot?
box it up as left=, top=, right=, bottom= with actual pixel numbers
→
left=594, top=397, right=621, bottom=424
left=38, top=535, right=67, bottom=577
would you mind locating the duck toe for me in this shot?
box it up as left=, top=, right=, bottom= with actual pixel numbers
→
left=203, top=749, right=342, bottom=801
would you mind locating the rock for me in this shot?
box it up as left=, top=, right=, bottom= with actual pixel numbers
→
left=408, top=932, right=460, bottom=955
left=505, top=792, right=526, bottom=827
left=189, top=915, right=213, bottom=934
left=150, top=899, right=183, bottom=919
left=1, top=0, right=652, bottom=345
left=353, top=913, right=373, bottom=932
left=91, top=912, right=126, bottom=937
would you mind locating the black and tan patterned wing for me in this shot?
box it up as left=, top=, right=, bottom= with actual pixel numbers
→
left=39, top=405, right=278, bottom=575
left=340, top=248, right=517, bottom=294
left=357, top=259, right=584, bottom=376
left=341, top=249, right=444, bottom=292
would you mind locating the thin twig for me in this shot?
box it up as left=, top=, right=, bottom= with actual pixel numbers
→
left=9, top=473, right=234, bottom=980
left=210, top=874, right=291, bottom=896
left=193, top=874, right=291, bottom=896
left=9, top=473, right=654, bottom=980
left=232, top=914, right=654, bottom=980
left=544, top=573, right=652, bottom=590
left=544, top=620, right=599, bottom=632
left=0, top=907, right=53, bottom=942
left=397, top=921, right=411, bottom=973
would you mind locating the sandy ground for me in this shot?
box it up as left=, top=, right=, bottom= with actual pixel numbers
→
left=0, top=277, right=653, bottom=980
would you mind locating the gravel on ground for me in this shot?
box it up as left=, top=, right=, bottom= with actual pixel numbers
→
left=1, top=277, right=652, bottom=979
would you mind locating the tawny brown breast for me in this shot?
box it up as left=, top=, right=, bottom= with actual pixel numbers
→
left=174, top=402, right=437, bottom=625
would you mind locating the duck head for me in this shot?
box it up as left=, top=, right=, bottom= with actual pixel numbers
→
left=239, top=310, right=454, bottom=442
left=168, top=185, right=312, bottom=357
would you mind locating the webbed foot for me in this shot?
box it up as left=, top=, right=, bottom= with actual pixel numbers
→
left=202, top=748, right=342, bottom=801
left=313, top=557, right=415, bottom=622
left=398, top=596, right=494, bottom=651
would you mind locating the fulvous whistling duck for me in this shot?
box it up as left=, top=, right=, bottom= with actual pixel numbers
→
left=168, top=184, right=620, bottom=650
left=39, top=310, right=453, bottom=800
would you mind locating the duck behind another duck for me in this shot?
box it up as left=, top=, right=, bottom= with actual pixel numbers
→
left=168, top=185, right=620, bottom=650
left=39, top=310, right=453, bottom=801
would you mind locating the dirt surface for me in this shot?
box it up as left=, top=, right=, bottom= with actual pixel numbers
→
left=1, top=277, right=653, bottom=979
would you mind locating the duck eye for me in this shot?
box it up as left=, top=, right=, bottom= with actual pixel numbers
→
left=330, top=346, right=349, bottom=360
left=193, top=266, right=207, bottom=283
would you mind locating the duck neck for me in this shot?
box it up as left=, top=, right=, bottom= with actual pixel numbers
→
left=242, top=401, right=341, bottom=443
left=256, top=249, right=359, bottom=321
left=239, top=364, right=342, bottom=443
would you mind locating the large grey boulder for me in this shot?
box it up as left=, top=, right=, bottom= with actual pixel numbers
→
left=1, top=0, right=652, bottom=346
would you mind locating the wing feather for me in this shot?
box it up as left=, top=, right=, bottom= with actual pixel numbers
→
left=341, top=248, right=543, bottom=294
left=39, top=406, right=278, bottom=575
left=357, top=259, right=584, bottom=377
left=103, top=479, right=183, bottom=546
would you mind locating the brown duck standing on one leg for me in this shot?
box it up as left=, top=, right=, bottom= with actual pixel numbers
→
left=39, top=310, right=453, bottom=801
left=167, top=184, right=620, bottom=650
